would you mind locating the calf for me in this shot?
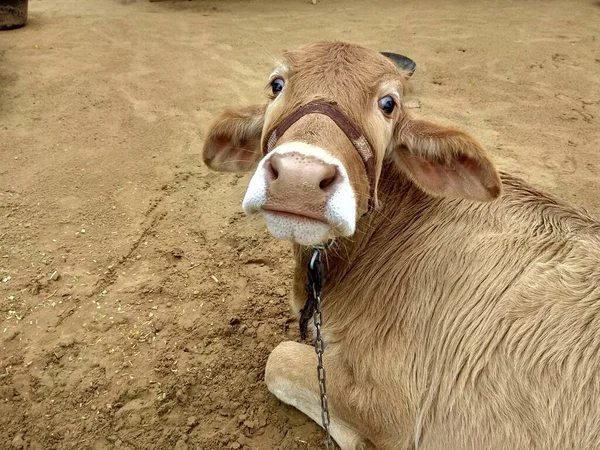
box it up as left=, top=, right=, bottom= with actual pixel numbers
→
left=202, top=41, right=600, bottom=450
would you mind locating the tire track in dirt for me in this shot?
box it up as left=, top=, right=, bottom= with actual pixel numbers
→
left=91, top=172, right=196, bottom=297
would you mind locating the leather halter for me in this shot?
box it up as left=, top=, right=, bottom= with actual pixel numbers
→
left=263, top=101, right=376, bottom=212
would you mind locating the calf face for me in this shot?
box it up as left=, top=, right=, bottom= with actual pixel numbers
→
left=203, top=41, right=502, bottom=245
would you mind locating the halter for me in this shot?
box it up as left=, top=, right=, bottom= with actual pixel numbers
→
left=263, top=101, right=376, bottom=212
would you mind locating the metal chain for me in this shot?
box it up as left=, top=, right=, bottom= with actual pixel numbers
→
left=310, top=247, right=336, bottom=450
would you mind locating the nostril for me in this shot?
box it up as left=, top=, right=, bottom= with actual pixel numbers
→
left=319, top=174, right=336, bottom=190
left=266, top=158, right=279, bottom=181
left=319, top=165, right=338, bottom=190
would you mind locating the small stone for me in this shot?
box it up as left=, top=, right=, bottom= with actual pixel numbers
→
left=57, top=335, right=75, bottom=347
left=246, top=371, right=258, bottom=383
left=4, top=330, right=19, bottom=342
left=237, top=436, right=250, bottom=446
left=180, top=316, right=195, bottom=331
left=275, top=287, right=286, bottom=297
left=11, top=434, right=25, bottom=449
left=174, top=439, right=188, bottom=450
left=176, top=390, right=187, bottom=403
left=0, top=385, right=16, bottom=400
left=175, top=439, right=188, bottom=450
left=40, top=371, right=54, bottom=388
left=186, top=416, right=197, bottom=426
left=81, top=229, right=86, bottom=234
left=170, top=248, right=184, bottom=259
left=256, top=324, right=272, bottom=341
left=92, top=438, right=113, bottom=450
left=229, top=442, right=241, bottom=450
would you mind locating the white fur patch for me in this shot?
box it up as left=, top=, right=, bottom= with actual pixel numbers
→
left=267, top=375, right=366, bottom=449
left=242, top=142, right=357, bottom=246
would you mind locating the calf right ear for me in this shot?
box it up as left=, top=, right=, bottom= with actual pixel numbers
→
left=202, top=104, right=266, bottom=172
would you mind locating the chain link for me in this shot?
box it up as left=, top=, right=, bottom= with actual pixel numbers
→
left=310, top=248, right=336, bottom=450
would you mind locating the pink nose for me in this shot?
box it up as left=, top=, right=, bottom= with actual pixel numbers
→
left=267, top=153, right=338, bottom=191
left=264, top=153, right=339, bottom=220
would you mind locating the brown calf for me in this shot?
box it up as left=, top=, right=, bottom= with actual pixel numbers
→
left=203, top=41, right=600, bottom=449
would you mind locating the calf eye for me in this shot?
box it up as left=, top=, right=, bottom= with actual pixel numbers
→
left=378, top=96, right=396, bottom=115
left=271, top=77, right=285, bottom=96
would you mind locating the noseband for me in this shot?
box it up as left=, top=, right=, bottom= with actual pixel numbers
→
left=263, top=101, right=376, bottom=212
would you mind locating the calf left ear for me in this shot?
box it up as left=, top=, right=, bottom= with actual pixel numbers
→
left=203, top=104, right=266, bottom=172
left=392, top=116, right=502, bottom=201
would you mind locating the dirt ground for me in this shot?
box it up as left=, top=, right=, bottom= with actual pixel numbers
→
left=1, top=0, right=599, bottom=449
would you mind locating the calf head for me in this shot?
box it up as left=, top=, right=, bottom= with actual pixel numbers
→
left=203, top=41, right=501, bottom=246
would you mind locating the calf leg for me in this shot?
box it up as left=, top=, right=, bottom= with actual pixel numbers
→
left=265, top=341, right=374, bottom=450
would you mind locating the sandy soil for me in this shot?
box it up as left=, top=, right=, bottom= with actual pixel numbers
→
left=1, top=0, right=599, bottom=448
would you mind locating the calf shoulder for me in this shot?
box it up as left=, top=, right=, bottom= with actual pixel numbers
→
left=290, top=166, right=600, bottom=449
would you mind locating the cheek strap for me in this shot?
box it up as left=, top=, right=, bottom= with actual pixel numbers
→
left=263, top=101, right=376, bottom=212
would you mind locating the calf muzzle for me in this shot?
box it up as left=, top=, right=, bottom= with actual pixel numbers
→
left=263, top=101, right=376, bottom=212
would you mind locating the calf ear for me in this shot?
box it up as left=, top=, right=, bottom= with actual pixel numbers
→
left=392, top=116, right=501, bottom=201
left=203, top=104, right=266, bottom=172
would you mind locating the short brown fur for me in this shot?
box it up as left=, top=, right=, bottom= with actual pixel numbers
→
left=203, top=41, right=600, bottom=449
left=283, top=167, right=600, bottom=449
